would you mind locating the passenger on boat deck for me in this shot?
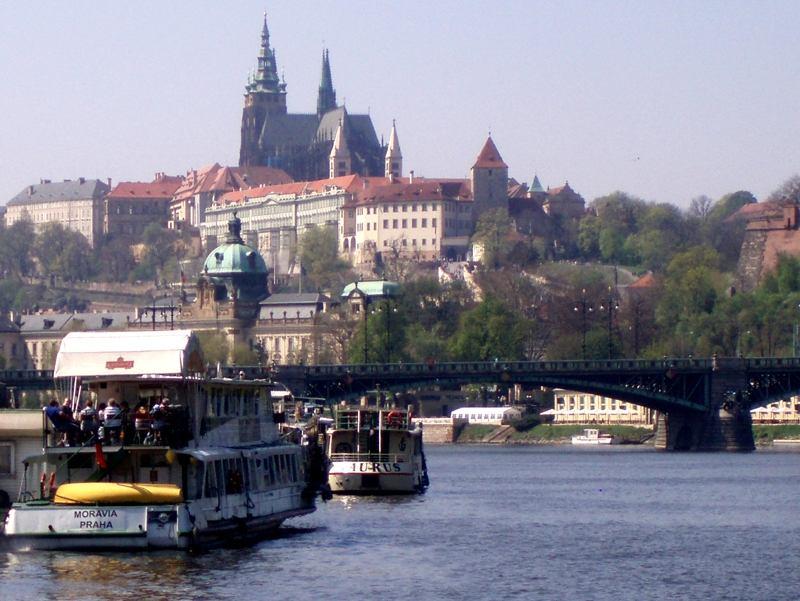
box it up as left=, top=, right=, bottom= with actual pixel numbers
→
left=104, top=399, right=123, bottom=444
left=45, top=399, right=79, bottom=446
left=79, top=400, right=98, bottom=441
left=150, top=398, right=170, bottom=444
left=119, top=400, right=132, bottom=442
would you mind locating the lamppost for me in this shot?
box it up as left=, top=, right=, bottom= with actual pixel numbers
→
left=142, top=295, right=178, bottom=330
left=599, top=287, right=619, bottom=360
left=373, top=300, right=398, bottom=363
left=573, top=289, right=593, bottom=360
left=353, top=281, right=369, bottom=363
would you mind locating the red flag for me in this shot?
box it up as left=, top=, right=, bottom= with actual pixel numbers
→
left=95, top=442, right=107, bottom=470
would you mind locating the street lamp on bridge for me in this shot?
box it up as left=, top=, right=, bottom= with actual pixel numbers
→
left=599, top=286, right=619, bottom=360
left=574, top=289, right=594, bottom=360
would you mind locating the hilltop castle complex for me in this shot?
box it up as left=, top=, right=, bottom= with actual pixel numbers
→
left=238, top=15, right=386, bottom=181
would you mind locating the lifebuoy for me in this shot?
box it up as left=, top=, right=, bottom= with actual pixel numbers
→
left=386, top=410, right=403, bottom=428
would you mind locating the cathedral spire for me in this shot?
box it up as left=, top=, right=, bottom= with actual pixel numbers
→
left=317, top=49, right=337, bottom=117
left=250, top=12, right=285, bottom=95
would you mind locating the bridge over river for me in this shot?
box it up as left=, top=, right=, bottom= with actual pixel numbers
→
left=6, top=356, right=800, bottom=451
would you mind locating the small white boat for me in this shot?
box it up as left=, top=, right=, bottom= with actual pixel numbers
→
left=325, top=404, right=428, bottom=494
left=571, top=428, right=614, bottom=445
left=1, top=330, right=327, bottom=551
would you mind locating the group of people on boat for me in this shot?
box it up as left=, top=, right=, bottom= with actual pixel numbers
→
left=45, top=396, right=177, bottom=447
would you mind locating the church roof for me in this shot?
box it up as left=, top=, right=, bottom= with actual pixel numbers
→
left=472, top=136, right=508, bottom=169
left=8, top=179, right=110, bottom=207
left=530, top=175, right=545, bottom=193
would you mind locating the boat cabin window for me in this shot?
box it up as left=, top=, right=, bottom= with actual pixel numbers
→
left=186, top=461, right=204, bottom=500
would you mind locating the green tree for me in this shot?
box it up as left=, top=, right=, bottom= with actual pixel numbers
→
left=472, top=208, right=513, bottom=268
left=448, top=298, right=527, bottom=360
left=195, top=331, right=230, bottom=365
left=0, top=219, right=36, bottom=278
left=298, top=224, right=350, bottom=290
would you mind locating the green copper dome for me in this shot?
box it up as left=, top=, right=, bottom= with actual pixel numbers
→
left=201, top=212, right=269, bottom=305
left=203, top=213, right=268, bottom=276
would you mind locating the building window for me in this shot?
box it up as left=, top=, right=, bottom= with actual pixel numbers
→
left=402, top=219, right=407, bottom=228
left=412, top=219, right=417, bottom=227
left=0, top=442, right=13, bottom=476
left=422, top=218, right=427, bottom=227
left=422, top=204, right=427, bottom=211
left=392, top=206, right=398, bottom=213
left=402, top=239, right=407, bottom=246
left=392, top=219, right=398, bottom=228
left=432, top=218, right=437, bottom=228
left=412, top=239, right=417, bottom=246
left=383, top=219, right=388, bottom=228
left=422, top=239, right=427, bottom=246
left=402, top=205, right=407, bottom=212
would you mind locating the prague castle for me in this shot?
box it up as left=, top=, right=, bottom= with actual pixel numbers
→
left=238, top=14, right=387, bottom=181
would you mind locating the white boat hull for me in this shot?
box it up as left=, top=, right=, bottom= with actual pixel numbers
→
left=328, top=460, right=425, bottom=494
left=2, top=488, right=314, bottom=551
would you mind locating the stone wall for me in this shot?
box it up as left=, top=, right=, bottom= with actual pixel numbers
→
left=414, top=418, right=466, bottom=444
left=736, top=230, right=767, bottom=292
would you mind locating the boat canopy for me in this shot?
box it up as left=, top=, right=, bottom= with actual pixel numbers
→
left=54, top=330, right=205, bottom=379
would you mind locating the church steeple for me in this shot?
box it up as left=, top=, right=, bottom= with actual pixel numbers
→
left=385, top=119, right=402, bottom=178
left=317, top=49, right=337, bottom=117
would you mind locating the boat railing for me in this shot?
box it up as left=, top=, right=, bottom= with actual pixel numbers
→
left=330, top=453, right=409, bottom=463
left=334, top=412, right=410, bottom=430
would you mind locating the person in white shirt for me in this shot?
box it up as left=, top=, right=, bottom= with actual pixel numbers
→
left=103, top=399, right=122, bottom=444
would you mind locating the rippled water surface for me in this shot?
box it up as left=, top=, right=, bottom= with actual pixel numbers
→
left=2, top=445, right=800, bottom=600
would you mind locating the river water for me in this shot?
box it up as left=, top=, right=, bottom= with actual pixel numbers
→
left=2, top=445, right=799, bottom=600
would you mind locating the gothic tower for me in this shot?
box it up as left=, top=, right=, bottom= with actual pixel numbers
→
left=239, top=13, right=288, bottom=166
left=384, top=120, right=402, bottom=179
left=316, top=49, right=337, bottom=117
left=329, top=119, right=351, bottom=178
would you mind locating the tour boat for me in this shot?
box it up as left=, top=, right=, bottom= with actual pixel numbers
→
left=324, top=403, right=429, bottom=494
left=1, top=330, right=328, bottom=551
left=571, top=428, right=615, bottom=445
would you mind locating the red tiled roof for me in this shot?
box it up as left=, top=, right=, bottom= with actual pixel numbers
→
left=173, top=164, right=292, bottom=200
left=216, top=174, right=381, bottom=206
left=472, top=136, right=508, bottom=169
left=726, top=201, right=780, bottom=223
left=628, top=272, right=657, bottom=288
left=351, top=179, right=472, bottom=206
left=107, top=179, right=181, bottom=199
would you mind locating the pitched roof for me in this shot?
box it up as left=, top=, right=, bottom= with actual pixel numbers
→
left=350, top=179, right=472, bottom=206
left=216, top=174, right=378, bottom=206
left=8, top=179, right=110, bottom=206
left=173, top=164, right=292, bottom=200
left=108, top=179, right=181, bottom=199
left=18, top=311, right=135, bottom=333
left=472, top=136, right=508, bottom=169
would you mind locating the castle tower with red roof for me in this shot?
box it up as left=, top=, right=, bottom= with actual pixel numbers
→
left=470, top=136, right=509, bottom=220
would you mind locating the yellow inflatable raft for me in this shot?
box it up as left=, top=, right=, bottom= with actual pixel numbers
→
left=54, top=482, right=183, bottom=505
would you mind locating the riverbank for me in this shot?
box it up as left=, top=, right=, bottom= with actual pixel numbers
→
left=453, top=423, right=800, bottom=446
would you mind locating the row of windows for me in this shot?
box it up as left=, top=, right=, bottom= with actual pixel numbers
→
left=381, top=238, right=436, bottom=248
left=204, top=387, right=263, bottom=418
left=197, top=452, right=300, bottom=500
left=377, top=218, right=437, bottom=230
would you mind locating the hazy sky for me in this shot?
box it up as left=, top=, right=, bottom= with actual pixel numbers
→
left=2, top=1, right=799, bottom=208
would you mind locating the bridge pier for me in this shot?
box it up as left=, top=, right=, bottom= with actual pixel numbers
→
left=655, top=357, right=755, bottom=451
